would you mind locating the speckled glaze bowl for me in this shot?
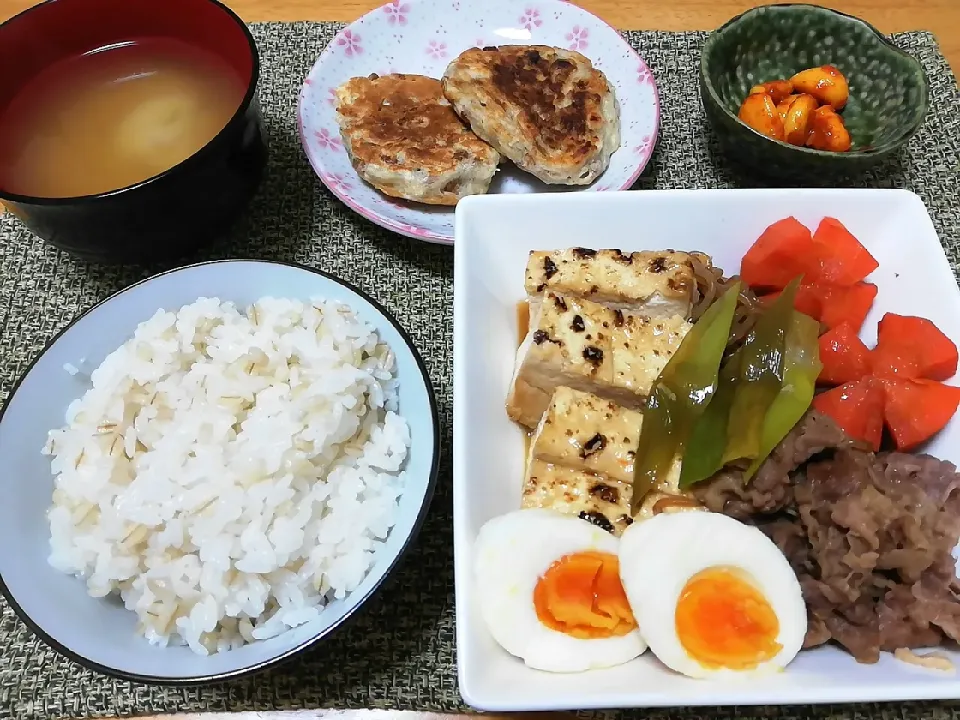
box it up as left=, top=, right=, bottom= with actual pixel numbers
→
left=700, top=4, right=928, bottom=182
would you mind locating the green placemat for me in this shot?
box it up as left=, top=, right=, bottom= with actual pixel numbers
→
left=1, top=20, right=960, bottom=720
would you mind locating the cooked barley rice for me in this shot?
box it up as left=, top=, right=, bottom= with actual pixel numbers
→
left=44, top=296, right=410, bottom=655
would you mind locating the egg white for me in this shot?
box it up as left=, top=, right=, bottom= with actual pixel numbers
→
left=473, top=508, right=647, bottom=673
left=618, top=511, right=806, bottom=680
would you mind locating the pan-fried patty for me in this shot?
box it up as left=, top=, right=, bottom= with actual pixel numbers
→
left=441, top=45, right=620, bottom=186
left=334, top=73, right=500, bottom=205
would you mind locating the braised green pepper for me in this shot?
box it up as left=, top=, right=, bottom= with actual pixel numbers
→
left=743, top=309, right=822, bottom=479
left=720, top=278, right=800, bottom=466
left=630, top=281, right=741, bottom=512
left=677, top=347, right=741, bottom=488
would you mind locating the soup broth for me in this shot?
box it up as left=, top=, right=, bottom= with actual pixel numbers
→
left=0, top=37, right=246, bottom=198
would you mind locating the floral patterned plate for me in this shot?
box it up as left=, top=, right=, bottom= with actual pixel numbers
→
left=297, top=0, right=660, bottom=244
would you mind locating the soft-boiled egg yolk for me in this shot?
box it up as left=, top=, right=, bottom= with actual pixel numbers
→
left=674, top=567, right=782, bottom=670
left=473, top=508, right=647, bottom=672
left=618, top=511, right=807, bottom=679
left=533, top=551, right=637, bottom=639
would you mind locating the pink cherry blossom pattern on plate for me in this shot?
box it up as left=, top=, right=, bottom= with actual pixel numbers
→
left=326, top=87, right=339, bottom=106
left=633, top=135, right=653, bottom=155
left=519, top=7, right=542, bottom=30
left=337, top=29, right=363, bottom=57
left=637, top=65, right=653, bottom=86
left=397, top=221, right=423, bottom=235
left=322, top=173, right=353, bottom=193
left=382, top=0, right=411, bottom=25
left=313, top=128, right=341, bottom=151
left=565, top=25, right=588, bottom=51
left=426, top=40, right=448, bottom=59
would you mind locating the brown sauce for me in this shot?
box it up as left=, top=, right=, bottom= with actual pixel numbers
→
left=516, top=300, right=530, bottom=346
left=517, top=300, right=533, bottom=458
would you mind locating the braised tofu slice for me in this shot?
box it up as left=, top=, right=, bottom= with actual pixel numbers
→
left=505, top=292, right=691, bottom=429
left=521, top=387, right=691, bottom=536
left=527, top=386, right=641, bottom=484
left=522, top=459, right=634, bottom=536
left=524, top=248, right=700, bottom=319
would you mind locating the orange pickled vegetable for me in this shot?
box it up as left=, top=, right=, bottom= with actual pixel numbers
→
left=780, top=93, right=819, bottom=146
left=749, top=80, right=795, bottom=106
left=789, top=64, right=850, bottom=110
left=806, top=105, right=852, bottom=152
left=738, top=92, right=786, bottom=141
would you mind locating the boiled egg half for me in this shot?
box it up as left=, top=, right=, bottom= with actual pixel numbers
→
left=619, top=511, right=806, bottom=679
left=473, top=508, right=647, bottom=672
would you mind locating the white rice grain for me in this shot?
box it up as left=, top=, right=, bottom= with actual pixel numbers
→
left=44, top=296, right=410, bottom=655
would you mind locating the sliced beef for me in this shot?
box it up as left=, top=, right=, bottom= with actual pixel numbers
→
left=693, top=410, right=859, bottom=519
left=696, top=410, right=960, bottom=664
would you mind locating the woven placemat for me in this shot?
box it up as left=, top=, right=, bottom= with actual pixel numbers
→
left=1, top=20, right=959, bottom=720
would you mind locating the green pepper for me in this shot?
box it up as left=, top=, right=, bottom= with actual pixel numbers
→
left=742, top=309, right=822, bottom=479
left=720, top=278, right=800, bottom=467
left=630, top=281, right=741, bottom=513
left=677, top=347, right=741, bottom=488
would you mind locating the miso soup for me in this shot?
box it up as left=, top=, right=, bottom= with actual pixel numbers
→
left=0, top=37, right=246, bottom=198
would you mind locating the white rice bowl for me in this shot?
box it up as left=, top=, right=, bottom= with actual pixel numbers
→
left=43, top=296, right=411, bottom=656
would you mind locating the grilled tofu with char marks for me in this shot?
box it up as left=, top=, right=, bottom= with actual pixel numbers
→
left=525, top=248, right=699, bottom=319
left=506, top=292, right=691, bottom=429
left=523, top=460, right=634, bottom=536
left=522, top=387, right=692, bottom=535
left=526, top=386, right=641, bottom=484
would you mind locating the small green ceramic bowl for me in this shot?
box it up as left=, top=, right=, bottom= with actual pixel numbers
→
left=700, top=3, right=928, bottom=181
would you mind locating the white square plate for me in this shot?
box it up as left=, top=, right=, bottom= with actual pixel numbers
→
left=452, top=188, right=960, bottom=710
